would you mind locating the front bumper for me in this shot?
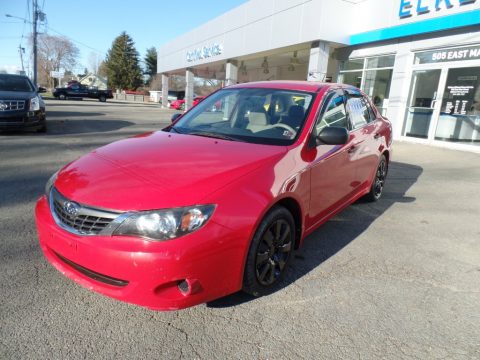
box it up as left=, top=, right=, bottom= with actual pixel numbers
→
left=0, top=110, right=45, bottom=130
left=35, top=196, right=246, bottom=310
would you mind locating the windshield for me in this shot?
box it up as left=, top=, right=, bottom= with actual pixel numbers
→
left=170, top=87, right=315, bottom=145
left=0, top=75, right=34, bottom=92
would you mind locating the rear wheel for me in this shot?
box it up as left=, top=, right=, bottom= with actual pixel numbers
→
left=243, top=206, right=295, bottom=296
left=364, top=154, right=388, bottom=202
left=99, top=95, right=106, bottom=102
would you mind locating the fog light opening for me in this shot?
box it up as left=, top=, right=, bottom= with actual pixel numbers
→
left=178, top=280, right=190, bottom=295
left=177, top=279, right=201, bottom=296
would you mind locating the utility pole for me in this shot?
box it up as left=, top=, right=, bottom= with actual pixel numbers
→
left=33, top=0, right=38, bottom=86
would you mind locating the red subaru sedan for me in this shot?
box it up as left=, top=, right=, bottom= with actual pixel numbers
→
left=35, top=81, right=392, bottom=310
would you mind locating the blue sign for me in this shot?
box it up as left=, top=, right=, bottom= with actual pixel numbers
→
left=399, top=0, right=477, bottom=18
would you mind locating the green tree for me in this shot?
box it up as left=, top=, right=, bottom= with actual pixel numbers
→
left=105, top=32, right=143, bottom=90
left=144, top=47, right=157, bottom=84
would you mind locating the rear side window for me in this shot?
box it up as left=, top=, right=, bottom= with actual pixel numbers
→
left=346, top=97, right=372, bottom=129
left=316, top=94, right=349, bottom=133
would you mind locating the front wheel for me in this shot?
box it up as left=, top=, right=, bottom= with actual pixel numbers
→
left=99, top=95, right=106, bottom=102
left=58, top=94, right=66, bottom=100
left=243, top=206, right=295, bottom=296
left=364, top=154, right=388, bottom=202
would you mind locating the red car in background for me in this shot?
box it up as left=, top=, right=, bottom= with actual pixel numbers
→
left=170, top=96, right=205, bottom=110
left=35, top=81, right=392, bottom=310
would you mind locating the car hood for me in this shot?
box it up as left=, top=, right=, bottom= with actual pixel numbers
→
left=54, top=131, right=287, bottom=211
left=0, top=91, right=35, bottom=100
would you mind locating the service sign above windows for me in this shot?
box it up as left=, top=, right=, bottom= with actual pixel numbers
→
left=186, top=43, right=223, bottom=63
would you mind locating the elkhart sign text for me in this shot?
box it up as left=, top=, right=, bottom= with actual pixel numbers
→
left=399, top=0, right=477, bottom=18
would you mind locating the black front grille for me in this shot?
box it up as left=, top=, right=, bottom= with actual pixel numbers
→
left=0, top=100, right=25, bottom=111
left=50, top=188, right=119, bottom=235
left=54, top=251, right=129, bottom=287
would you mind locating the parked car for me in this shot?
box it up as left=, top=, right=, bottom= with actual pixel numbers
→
left=53, top=83, right=113, bottom=102
left=0, top=73, right=47, bottom=132
left=170, top=96, right=205, bottom=110
left=36, top=81, right=392, bottom=310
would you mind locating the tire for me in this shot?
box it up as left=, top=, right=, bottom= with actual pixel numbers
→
left=36, top=123, right=47, bottom=133
left=243, top=206, right=295, bottom=296
left=99, top=95, right=106, bottom=102
left=363, top=154, right=388, bottom=202
left=58, top=93, right=66, bottom=100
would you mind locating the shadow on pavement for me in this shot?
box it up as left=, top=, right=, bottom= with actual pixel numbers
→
left=207, top=160, right=423, bottom=308
left=47, top=111, right=105, bottom=117
left=0, top=119, right=135, bottom=136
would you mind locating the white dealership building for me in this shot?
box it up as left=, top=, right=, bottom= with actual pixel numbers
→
left=157, top=0, right=480, bottom=152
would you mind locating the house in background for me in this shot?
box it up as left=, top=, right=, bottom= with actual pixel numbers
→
left=79, top=73, right=108, bottom=90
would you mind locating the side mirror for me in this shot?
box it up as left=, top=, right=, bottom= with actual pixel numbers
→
left=38, top=86, right=47, bottom=93
left=171, top=113, right=182, bottom=122
left=317, top=126, right=348, bottom=145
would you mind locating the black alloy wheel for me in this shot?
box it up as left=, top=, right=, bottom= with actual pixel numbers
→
left=256, top=219, right=292, bottom=286
left=364, top=154, right=388, bottom=202
left=243, top=206, right=295, bottom=296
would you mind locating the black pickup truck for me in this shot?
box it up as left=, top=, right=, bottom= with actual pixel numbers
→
left=53, top=83, right=113, bottom=102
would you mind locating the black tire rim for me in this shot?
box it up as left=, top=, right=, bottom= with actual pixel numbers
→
left=373, top=159, right=387, bottom=199
left=255, top=219, right=293, bottom=286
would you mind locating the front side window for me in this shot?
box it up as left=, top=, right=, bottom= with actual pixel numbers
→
left=171, top=88, right=315, bottom=145
left=315, top=93, right=349, bottom=133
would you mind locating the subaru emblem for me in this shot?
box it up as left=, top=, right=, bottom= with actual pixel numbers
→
left=63, top=201, right=80, bottom=216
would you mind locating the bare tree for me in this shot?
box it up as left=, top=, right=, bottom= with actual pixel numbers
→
left=33, top=34, right=79, bottom=88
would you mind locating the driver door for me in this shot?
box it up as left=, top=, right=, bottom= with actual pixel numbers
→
left=307, top=90, right=358, bottom=229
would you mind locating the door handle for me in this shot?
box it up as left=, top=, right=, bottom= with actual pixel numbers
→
left=347, top=145, right=357, bottom=154
left=374, top=133, right=381, bottom=140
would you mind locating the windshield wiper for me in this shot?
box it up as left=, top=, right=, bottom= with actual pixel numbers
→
left=189, top=131, right=240, bottom=142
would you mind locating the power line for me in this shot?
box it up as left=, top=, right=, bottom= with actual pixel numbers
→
left=45, top=25, right=104, bottom=55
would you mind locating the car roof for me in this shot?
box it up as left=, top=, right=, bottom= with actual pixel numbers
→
left=226, top=80, right=344, bottom=93
left=0, top=73, right=29, bottom=79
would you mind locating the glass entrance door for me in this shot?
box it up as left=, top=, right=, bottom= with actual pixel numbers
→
left=434, top=67, right=480, bottom=145
left=404, top=70, right=442, bottom=138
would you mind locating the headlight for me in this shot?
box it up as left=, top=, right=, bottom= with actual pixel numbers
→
left=45, top=170, right=59, bottom=197
left=29, top=96, right=40, bottom=111
left=113, top=205, right=215, bottom=241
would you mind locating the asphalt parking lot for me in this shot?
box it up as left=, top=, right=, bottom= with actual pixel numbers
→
left=1, top=99, right=479, bottom=359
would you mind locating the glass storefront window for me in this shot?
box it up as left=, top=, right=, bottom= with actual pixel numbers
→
left=339, top=55, right=395, bottom=116
left=337, top=71, right=362, bottom=89
left=339, top=58, right=364, bottom=71
left=404, top=70, right=442, bottom=139
left=363, top=69, right=393, bottom=114
left=366, top=55, right=395, bottom=69
left=435, top=67, right=480, bottom=145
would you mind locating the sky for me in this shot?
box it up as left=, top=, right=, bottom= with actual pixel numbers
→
left=0, top=0, right=248, bottom=75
